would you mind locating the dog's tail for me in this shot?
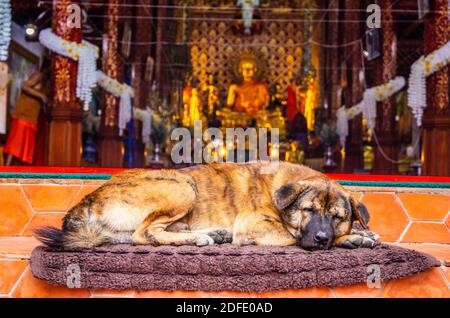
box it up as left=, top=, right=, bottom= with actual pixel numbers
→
left=33, top=223, right=111, bottom=250
left=33, top=227, right=64, bottom=249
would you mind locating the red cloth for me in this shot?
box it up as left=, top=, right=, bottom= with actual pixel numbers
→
left=286, top=85, right=297, bottom=122
left=4, top=118, right=38, bottom=164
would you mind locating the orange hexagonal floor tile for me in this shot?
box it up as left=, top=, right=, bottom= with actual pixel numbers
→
left=68, top=185, right=101, bottom=209
left=12, top=268, right=90, bottom=298
left=401, top=222, right=450, bottom=244
left=23, top=213, right=66, bottom=236
left=256, top=288, right=331, bottom=298
left=0, top=237, right=41, bottom=259
left=0, top=260, right=28, bottom=294
left=22, top=185, right=81, bottom=212
left=332, top=282, right=385, bottom=298
left=89, top=289, right=136, bottom=297
left=361, top=193, right=410, bottom=242
left=398, top=193, right=450, bottom=221
left=0, top=185, right=34, bottom=235
left=381, top=268, right=450, bottom=298
left=443, top=267, right=450, bottom=283
left=391, top=243, right=450, bottom=264
left=136, top=290, right=255, bottom=298
left=350, top=192, right=364, bottom=202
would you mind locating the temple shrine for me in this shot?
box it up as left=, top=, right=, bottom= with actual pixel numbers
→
left=0, top=0, right=449, bottom=175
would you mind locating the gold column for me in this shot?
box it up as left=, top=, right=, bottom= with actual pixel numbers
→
left=422, top=0, right=450, bottom=175
left=343, top=0, right=364, bottom=172
left=98, top=0, right=124, bottom=167
left=47, top=0, right=83, bottom=166
left=372, top=0, right=398, bottom=174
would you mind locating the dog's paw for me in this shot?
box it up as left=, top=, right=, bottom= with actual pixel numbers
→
left=334, top=230, right=380, bottom=249
left=351, top=229, right=380, bottom=242
left=205, top=229, right=233, bottom=244
left=194, top=234, right=215, bottom=247
left=195, top=228, right=233, bottom=244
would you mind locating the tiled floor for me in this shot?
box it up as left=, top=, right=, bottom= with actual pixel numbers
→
left=0, top=178, right=449, bottom=298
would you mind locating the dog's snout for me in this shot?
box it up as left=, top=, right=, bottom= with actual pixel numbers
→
left=314, top=231, right=329, bottom=244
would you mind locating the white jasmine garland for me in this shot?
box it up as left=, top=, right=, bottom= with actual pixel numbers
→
left=134, top=107, right=152, bottom=144
left=0, top=0, right=12, bottom=61
left=408, top=40, right=450, bottom=127
left=336, top=76, right=405, bottom=147
left=39, top=28, right=99, bottom=111
left=96, top=71, right=134, bottom=135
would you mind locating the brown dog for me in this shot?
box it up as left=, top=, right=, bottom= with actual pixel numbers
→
left=36, top=162, right=379, bottom=250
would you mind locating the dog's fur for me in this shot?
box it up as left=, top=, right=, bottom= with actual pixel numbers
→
left=35, top=162, right=379, bottom=250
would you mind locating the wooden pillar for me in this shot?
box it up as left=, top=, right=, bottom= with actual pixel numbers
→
left=343, top=0, right=364, bottom=172
left=47, top=0, right=82, bottom=166
left=98, top=0, right=123, bottom=167
left=131, top=0, right=153, bottom=167
left=155, top=0, right=166, bottom=94
left=372, top=0, right=398, bottom=174
left=422, top=0, right=450, bottom=176
left=327, top=0, right=340, bottom=119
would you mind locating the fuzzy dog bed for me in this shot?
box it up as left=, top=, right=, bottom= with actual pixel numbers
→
left=30, top=244, right=439, bottom=292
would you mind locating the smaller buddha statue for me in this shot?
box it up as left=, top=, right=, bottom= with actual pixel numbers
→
left=189, top=85, right=202, bottom=128
left=204, top=73, right=219, bottom=118
left=227, top=57, right=270, bottom=118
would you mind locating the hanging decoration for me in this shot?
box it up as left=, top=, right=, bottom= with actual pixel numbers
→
left=39, top=28, right=99, bottom=111
left=337, top=76, right=405, bottom=147
left=0, top=0, right=11, bottom=61
left=237, top=0, right=259, bottom=35
left=96, top=71, right=134, bottom=136
left=134, top=107, right=152, bottom=144
left=408, top=40, right=450, bottom=127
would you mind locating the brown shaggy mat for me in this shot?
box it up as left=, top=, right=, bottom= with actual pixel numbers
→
left=30, top=244, right=439, bottom=292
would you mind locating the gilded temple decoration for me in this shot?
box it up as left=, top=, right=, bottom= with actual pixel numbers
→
left=189, top=1, right=316, bottom=95
left=102, top=0, right=120, bottom=127
left=424, top=0, right=449, bottom=114
left=52, top=0, right=81, bottom=107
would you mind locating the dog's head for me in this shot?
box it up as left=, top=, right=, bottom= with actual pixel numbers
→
left=274, top=178, right=369, bottom=250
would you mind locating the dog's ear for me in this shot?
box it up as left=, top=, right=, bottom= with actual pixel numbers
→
left=349, top=197, right=370, bottom=229
left=274, top=183, right=307, bottom=210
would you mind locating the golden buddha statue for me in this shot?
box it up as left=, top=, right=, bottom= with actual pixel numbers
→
left=189, top=87, right=202, bottom=127
left=182, top=75, right=202, bottom=128
left=226, top=58, right=270, bottom=118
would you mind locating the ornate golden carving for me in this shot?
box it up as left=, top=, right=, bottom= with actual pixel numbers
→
left=52, top=0, right=81, bottom=106
left=54, top=58, right=71, bottom=103
left=103, top=0, right=120, bottom=127
left=189, top=11, right=307, bottom=93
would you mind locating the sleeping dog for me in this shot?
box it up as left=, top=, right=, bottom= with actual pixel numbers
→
left=36, top=162, right=379, bottom=250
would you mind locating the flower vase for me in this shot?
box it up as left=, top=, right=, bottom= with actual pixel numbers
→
left=323, top=146, right=337, bottom=173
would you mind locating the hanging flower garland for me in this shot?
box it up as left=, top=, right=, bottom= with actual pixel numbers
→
left=0, top=0, right=12, bottom=61
left=134, top=107, right=152, bottom=144
left=39, top=28, right=99, bottom=111
left=96, top=71, right=134, bottom=136
left=408, top=40, right=450, bottom=127
left=337, top=76, right=405, bottom=147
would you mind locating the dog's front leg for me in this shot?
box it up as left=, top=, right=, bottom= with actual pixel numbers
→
left=333, top=229, right=380, bottom=249
left=133, top=228, right=214, bottom=247
left=132, top=215, right=214, bottom=247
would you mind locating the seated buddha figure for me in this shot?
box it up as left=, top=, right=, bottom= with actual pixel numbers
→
left=226, top=58, right=270, bottom=118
